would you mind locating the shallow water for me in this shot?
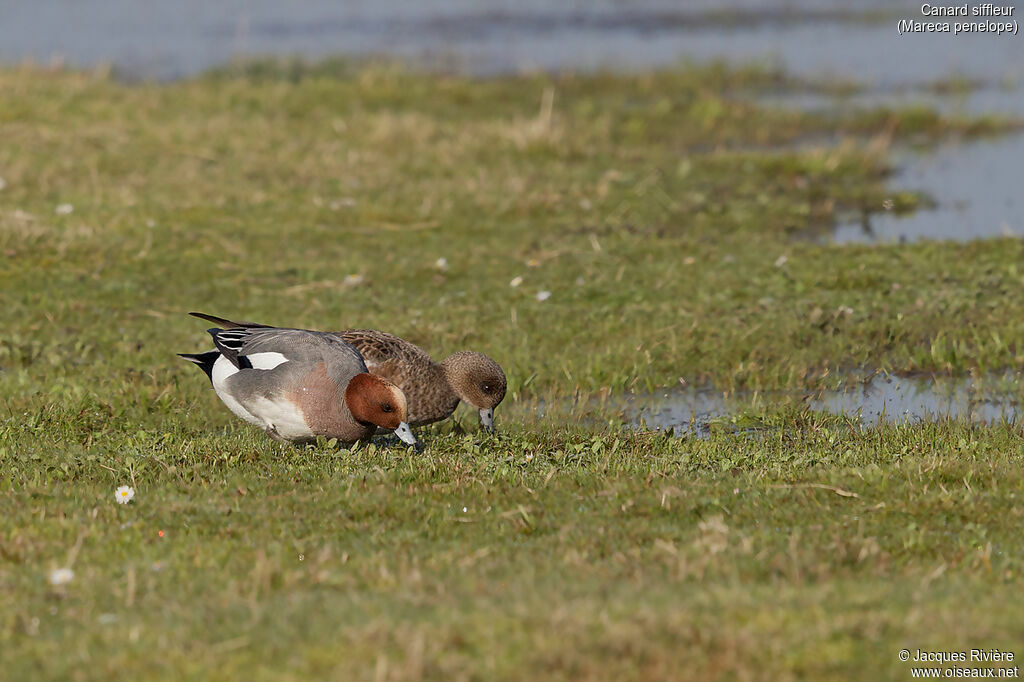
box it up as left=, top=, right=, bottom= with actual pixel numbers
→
left=4, top=1, right=1021, bottom=248
left=1, top=0, right=1018, bottom=90
left=829, top=134, right=1024, bottom=244
left=809, top=374, right=1019, bottom=425
left=760, top=87, right=1024, bottom=120
left=760, top=79, right=1024, bottom=246
left=620, top=373, right=1021, bottom=436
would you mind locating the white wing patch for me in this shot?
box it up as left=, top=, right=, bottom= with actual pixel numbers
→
left=247, top=352, right=289, bottom=370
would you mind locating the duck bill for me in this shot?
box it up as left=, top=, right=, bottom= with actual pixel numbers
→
left=478, top=408, right=495, bottom=432
left=394, top=421, right=418, bottom=446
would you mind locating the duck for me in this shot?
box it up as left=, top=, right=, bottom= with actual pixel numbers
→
left=187, top=312, right=507, bottom=432
left=340, top=330, right=506, bottom=431
left=179, top=315, right=417, bottom=447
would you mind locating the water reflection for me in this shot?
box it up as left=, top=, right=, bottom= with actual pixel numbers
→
left=831, top=134, right=1024, bottom=244
left=620, top=372, right=1020, bottom=436
left=0, top=0, right=1017, bottom=89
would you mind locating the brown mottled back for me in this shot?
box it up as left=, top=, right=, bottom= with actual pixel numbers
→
left=339, top=330, right=461, bottom=427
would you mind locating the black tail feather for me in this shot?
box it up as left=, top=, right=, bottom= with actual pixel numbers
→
left=178, top=351, right=221, bottom=382
left=189, top=311, right=272, bottom=329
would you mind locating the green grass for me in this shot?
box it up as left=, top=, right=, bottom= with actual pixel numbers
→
left=1, top=61, right=1023, bottom=680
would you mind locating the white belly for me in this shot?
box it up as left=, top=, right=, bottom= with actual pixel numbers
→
left=210, top=355, right=263, bottom=427
left=210, top=354, right=311, bottom=440
left=247, top=396, right=312, bottom=441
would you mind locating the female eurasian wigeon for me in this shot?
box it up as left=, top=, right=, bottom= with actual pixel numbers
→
left=339, top=330, right=506, bottom=431
left=179, top=316, right=417, bottom=446
left=187, top=312, right=507, bottom=432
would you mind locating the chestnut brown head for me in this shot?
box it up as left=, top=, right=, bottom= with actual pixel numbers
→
left=441, top=351, right=507, bottom=432
left=345, top=373, right=416, bottom=445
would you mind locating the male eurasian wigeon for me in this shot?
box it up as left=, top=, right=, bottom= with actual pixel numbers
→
left=179, top=316, right=417, bottom=446
left=187, top=312, right=507, bottom=432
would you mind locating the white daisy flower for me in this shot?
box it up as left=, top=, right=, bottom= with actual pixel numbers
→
left=49, top=568, right=74, bottom=586
left=535, top=290, right=552, bottom=302
left=434, top=257, right=449, bottom=272
left=510, top=276, right=523, bottom=288
left=343, top=274, right=365, bottom=286
left=55, top=203, right=74, bottom=215
left=115, top=485, right=135, bottom=504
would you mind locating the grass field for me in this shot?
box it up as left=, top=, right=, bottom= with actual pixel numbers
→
left=2, top=61, right=1023, bottom=680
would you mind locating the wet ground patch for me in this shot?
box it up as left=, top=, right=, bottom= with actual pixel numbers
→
left=610, top=371, right=1022, bottom=437
left=829, top=133, right=1024, bottom=244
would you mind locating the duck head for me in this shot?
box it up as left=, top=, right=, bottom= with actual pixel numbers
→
left=441, top=351, right=507, bottom=432
left=346, top=373, right=417, bottom=446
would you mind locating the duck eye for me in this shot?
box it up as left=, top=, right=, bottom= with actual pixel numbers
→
left=381, top=403, right=393, bottom=413
left=481, top=384, right=492, bottom=394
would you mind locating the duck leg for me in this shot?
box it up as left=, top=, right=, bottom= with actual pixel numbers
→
left=265, top=426, right=289, bottom=444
